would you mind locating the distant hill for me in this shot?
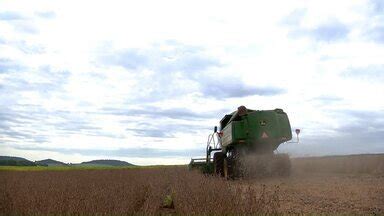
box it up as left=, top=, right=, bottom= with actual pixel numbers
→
left=80, top=159, right=135, bottom=166
left=36, top=159, right=68, bottom=166
left=0, top=156, right=135, bottom=167
left=0, top=156, right=36, bottom=166
left=0, top=156, right=29, bottom=161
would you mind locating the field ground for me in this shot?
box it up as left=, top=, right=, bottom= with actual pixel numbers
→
left=0, top=164, right=176, bottom=172
left=239, top=173, right=383, bottom=214
left=0, top=154, right=383, bottom=215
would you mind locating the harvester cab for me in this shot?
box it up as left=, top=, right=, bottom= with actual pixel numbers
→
left=189, top=105, right=300, bottom=178
left=188, top=126, right=223, bottom=173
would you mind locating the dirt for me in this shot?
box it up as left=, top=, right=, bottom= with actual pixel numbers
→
left=0, top=154, right=383, bottom=215
left=238, top=173, right=384, bottom=214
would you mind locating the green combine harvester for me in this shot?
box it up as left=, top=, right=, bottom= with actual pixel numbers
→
left=190, top=106, right=299, bottom=179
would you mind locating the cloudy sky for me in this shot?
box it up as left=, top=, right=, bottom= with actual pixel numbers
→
left=0, top=0, right=383, bottom=165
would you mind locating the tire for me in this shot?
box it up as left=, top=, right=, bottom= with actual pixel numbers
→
left=223, top=157, right=234, bottom=180
left=213, top=152, right=225, bottom=177
left=227, top=148, right=241, bottom=178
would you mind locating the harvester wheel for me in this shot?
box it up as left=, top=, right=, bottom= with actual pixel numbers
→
left=223, top=158, right=234, bottom=180
left=213, top=152, right=225, bottom=177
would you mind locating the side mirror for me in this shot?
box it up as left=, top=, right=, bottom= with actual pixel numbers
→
left=214, top=126, right=217, bottom=133
left=295, top=129, right=301, bottom=135
left=286, top=128, right=301, bottom=144
left=295, top=129, right=300, bottom=143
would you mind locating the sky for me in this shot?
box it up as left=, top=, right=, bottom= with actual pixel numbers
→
left=0, top=0, right=383, bottom=165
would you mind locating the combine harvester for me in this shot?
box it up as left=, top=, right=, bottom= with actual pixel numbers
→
left=190, top=106, right=300, bottom=179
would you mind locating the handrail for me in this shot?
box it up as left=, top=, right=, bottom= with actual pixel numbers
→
left=205, top=131, right=222, bottom=163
